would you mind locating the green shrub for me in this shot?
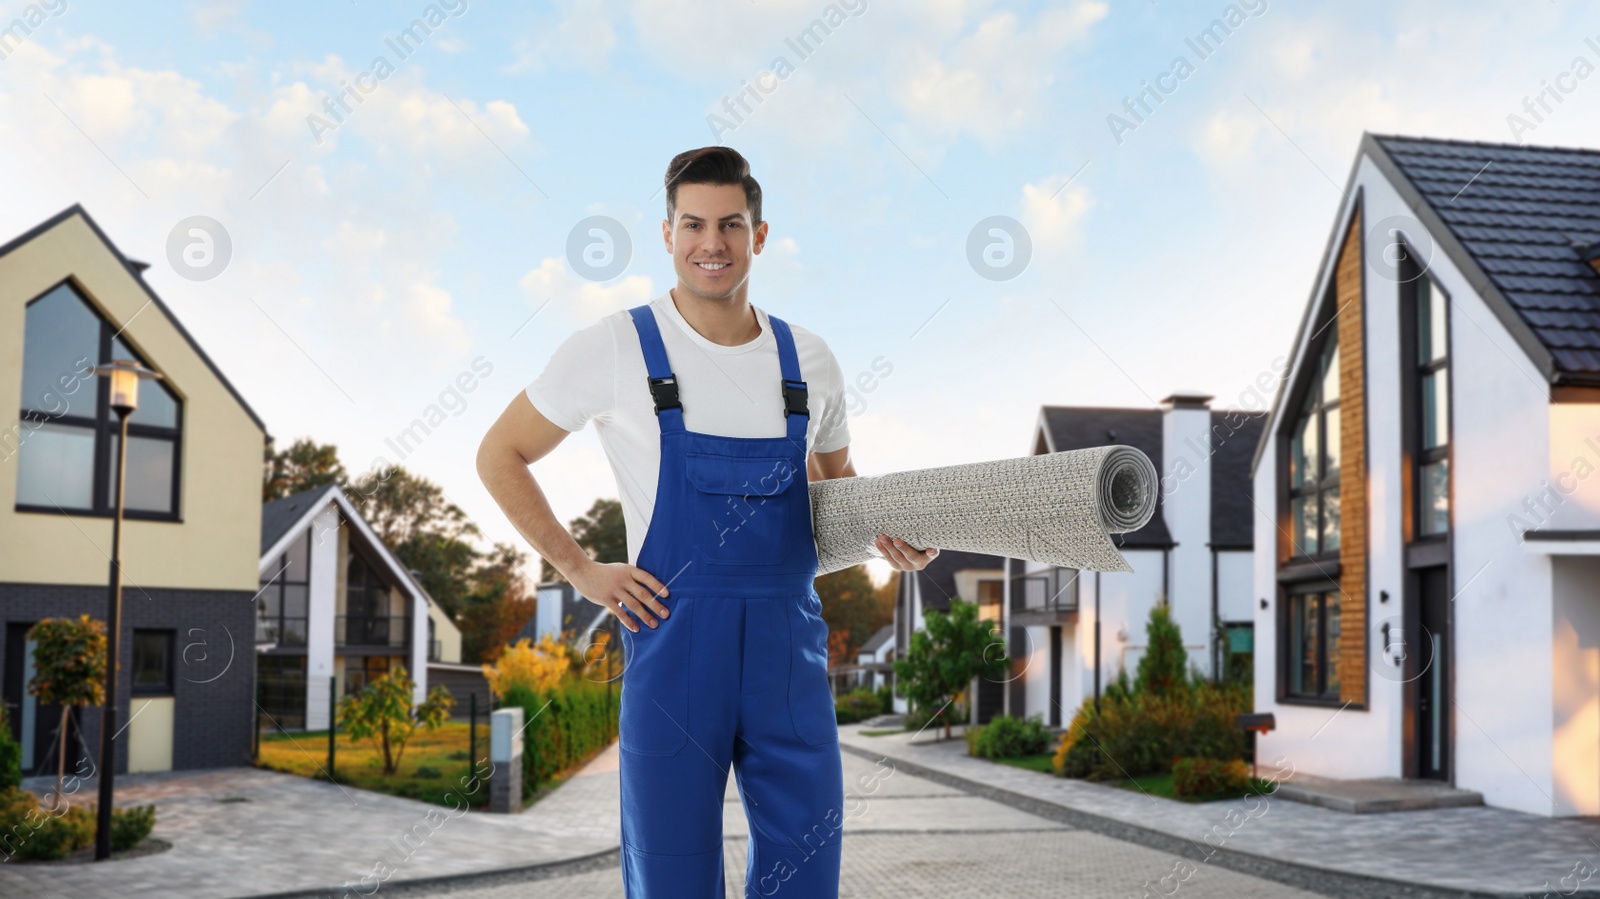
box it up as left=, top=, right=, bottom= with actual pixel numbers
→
left=0, top=787, right=95, bottom=861
left=506, top=676, right=620, bottom=802
left=875, top=683, right=893, bottom=714
left=0, top=705, right=21, bottom=791
left=110, top=802, right=156, bottom=852
left=1173, top=757, right=1253, bottom=799
left=414, top=766, right=442, bottom=779
left=903, top=701, right=948, bottom=734
left=972, top=715, right=1052, bottom=759
left=1051, top=681, right=1250, bottom=781
left=834, top=688, right=882, bottom=724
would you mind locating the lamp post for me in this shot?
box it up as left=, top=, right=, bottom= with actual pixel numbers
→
left=90, top=358, right=163, bottom=861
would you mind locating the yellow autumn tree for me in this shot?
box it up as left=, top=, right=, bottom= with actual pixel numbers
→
left=482, top=633, right=571, bottom=698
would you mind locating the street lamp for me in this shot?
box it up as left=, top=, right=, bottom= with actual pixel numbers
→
left=90, top=358, right=163, bottom=861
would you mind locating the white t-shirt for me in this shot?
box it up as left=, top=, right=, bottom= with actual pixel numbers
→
left=525, top=291, right=851, bottom=567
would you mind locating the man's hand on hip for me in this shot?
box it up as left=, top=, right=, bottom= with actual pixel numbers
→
left=572, top=560, right=671, bottom=633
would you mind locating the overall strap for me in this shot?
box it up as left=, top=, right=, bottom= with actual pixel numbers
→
left=627, top=305, right=685, bottom=433
left=766, top=313, right=810, bottom=442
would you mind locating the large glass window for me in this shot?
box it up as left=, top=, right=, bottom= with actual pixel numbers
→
left=1286, top=590, right=1341, bottom=700
left=1288, top=336, right=1341, bottom=558
left=257, top=655, right=307, bottom=731
left=14, top=282, right=181, bottom=517
left=1415, top=275, right=1450, bottom=536
left=259, top=530, right=311, bottom=647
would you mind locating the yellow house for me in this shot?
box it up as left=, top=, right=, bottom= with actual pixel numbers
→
left=0, top=205, right=269, bottom=775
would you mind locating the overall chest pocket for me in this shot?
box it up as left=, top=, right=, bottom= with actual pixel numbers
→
left=683, top=452, right=801, bottom=566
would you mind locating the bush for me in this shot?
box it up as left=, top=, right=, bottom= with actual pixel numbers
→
left=506, top=677, right=620, bottom=802
left=0, top=787, right=94, bottom=861
left=903, top=701, right=948, bottom=734
left=875, top=683, right=893, bottom=715
left=972, top=715, right=1052, bottom=759
left=1173, top=757, right=1253, bottom=799
left=834, top=688, right=882, bottom=724
left=0, top=787, right=159, bottom=861
left=110, top=802, right=156, bottom=852
left=1050, top=681, right=1251, bottom=782
left=0, top=705, right=21, bottom=791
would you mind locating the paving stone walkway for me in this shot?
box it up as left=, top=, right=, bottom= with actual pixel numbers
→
left=826, top=723, right=1600, bottom=898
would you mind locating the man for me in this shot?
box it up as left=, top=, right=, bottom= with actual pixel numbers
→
left=476, top=146, right=936, bottom=898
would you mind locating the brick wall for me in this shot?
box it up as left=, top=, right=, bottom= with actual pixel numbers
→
left=1, top=581, right=257, bottom=773
left=1334, top=209, right=1370, bottom=707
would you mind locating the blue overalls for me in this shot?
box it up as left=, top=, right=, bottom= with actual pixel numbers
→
left=617, top=303, right=844, bottom=898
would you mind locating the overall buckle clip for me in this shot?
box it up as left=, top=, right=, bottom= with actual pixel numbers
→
left=648, top=375, right=681, bottom=413
left=782, top=379, right=809, bottom=418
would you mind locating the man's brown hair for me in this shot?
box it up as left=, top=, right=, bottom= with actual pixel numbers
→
left=664, top=146, right=763, bottom=226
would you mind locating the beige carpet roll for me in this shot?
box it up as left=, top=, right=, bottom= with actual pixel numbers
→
left=809, top=445, right=1158, bottom=576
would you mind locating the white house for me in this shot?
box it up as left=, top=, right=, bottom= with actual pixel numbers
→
left=257, top=483, right=461, bottom=730
left=1250, top=131, right=1600, bottom=817
left=1003, top=396, right=1265, bottom=727
left=892, top=550, right=1006, bottom=720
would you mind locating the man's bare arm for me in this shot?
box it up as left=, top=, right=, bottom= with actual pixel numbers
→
left=475, top=392, right=671, bottom=632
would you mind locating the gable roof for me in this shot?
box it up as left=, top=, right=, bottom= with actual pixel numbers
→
left=0, top=204, right=272, bottom=440
left=1253, top=131, right=1600, bottom=474
left=259, top=483, right=432, bottom=612
left=1210, top=410, right=1267, bottom=549
left=261, top=483, right=339, bottom=555
left=1037, top=406, right=1175, bottom=550
left=858, top=623, right=894, bottom=654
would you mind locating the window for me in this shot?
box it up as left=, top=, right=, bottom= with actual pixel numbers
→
left=344, top=655, right=392, bottom=696
left=131, top=630, right=175, bottom=695
left=1288, top=336, right=1340, bottom=558
left=976, top=579, right=1003, bottom=625
left=1413, top=274, right=1450, bottom=536
left=341, top=551, right=405, bottom=647
left=258, top=655, right=307, bottom=730
left=259, top=530, right=311, bottom=647
left=1286, top=590, right=1340, bottom=700
left=15, top=281, right=182, bottom=518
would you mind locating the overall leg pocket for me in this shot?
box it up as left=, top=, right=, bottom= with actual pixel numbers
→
left=787, top=593, right=837, bottom=746
left=619, top=599, right=692, bottom=757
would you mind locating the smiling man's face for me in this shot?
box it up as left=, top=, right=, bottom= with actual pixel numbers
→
left=663, top=181, right=767, bottom=303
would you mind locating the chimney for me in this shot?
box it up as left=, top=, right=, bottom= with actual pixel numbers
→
left=1160, top=391, right=1214, bottom=411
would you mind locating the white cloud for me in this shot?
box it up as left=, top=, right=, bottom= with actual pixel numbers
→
left=517, top=257, right=657, bottom=329
left=1021, top=177, right=1093, bottom=251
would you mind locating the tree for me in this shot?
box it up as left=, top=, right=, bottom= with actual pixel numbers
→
left=263, top=436, right=347, bottom=502
left=459, top=543, right=538, bottom=664
left=814, top=565, right=888, bottom=666
left=1134, top=599, right=1188, bottom=697
left=540, top=498, right=626, bottom=584
left=27, top=615, right=106, bottom=801
left=483, top=634, right=571, bottom=698
left=892, top=598, right=1007, bottom=740
left=335, top=665, right=454, bottom=776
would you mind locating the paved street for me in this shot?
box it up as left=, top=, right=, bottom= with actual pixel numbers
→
left=409, top=748, right=1332, bottom=899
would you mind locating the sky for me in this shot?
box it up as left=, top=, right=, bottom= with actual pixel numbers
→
left=2, top=0, right=1595, bottom=585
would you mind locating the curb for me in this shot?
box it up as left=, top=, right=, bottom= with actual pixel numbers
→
left=238, top=844, right=622, bottom=899
left=837, top=741, right=1565, bottom=899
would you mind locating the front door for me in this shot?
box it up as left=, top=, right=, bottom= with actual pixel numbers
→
left=1415, top=566, right=1451, bottom=780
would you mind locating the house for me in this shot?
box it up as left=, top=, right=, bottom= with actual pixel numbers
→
left=822, top=623, right=895, bottom=697
left=1251, top=131, right=1600, bottom=818
left=258, top=483, right=461, bottom=730
left=891, top=550, right=1006, bottom=723
left=0, top=206, right=267, bottom=775
left=1004, top=395, right=1266, bottom=728
left=519, top=580, right=609, bottom=647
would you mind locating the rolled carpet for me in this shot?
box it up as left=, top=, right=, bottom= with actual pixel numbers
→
left=809, top=445, right=1159, bottom=575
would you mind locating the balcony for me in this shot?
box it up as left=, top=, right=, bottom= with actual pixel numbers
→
left=336, top=615, right=410, bottom=649
left=1010, top=567, right=1079, bottom=626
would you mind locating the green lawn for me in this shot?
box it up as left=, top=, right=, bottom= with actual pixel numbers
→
left=1109, top=770, right=1280, bottom=803
left=993, top=752, right=1056, bottom=773
left=857, top=728, right=902, bottom=737
left=256, top=719, right=612, bottom=809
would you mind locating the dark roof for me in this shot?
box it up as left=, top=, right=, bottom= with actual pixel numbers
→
left=260, top=483, right=338, bottom=554
left=1369, top=133, right=1600, bottom=379
left=858, top=623, right=894, bottom=654
left=909, top=548, right=1005, bottom=613
left=1038, top=406, right=1175, bottom=550
left=0, top=205, right=273, bottom=440
left=1210, top=410, right=1267, bottom=549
